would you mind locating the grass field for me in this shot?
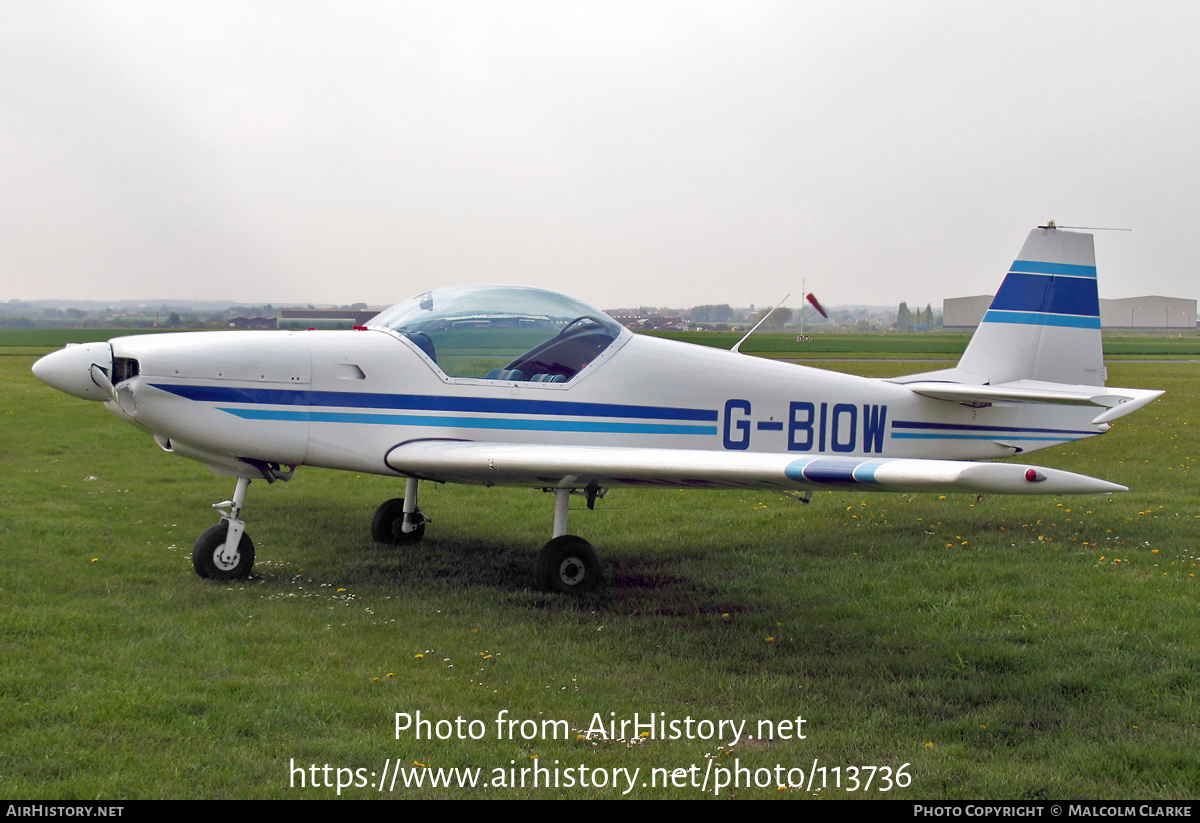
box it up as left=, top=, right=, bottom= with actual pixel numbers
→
left=2, top=341, right=1198, bottom=799
left=647, top=330, right=1200, bottom=360
left=5, top=325, right=1196, bottom=361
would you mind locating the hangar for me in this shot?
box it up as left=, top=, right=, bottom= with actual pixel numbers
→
left=943, top=294, right=1195, bottom=332
left=1099, top=296, right=1196, bottom=330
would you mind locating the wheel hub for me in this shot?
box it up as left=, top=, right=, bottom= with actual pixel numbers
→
left=214, top=546, right=240, bottom=571
left=558, top=558, right=586, bottom=586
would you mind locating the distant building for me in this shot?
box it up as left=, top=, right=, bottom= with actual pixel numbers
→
left=607, top=312, right=646, bottom=327
left=942, top=295, right=993, bottom=332
left=277, top=308, right=380, bottom=329
left=1100, top=296, right=1195, bottom=330
left=228, top=316, right=277, bottom=329
left=942, top=294, right=1196, bottom=331
left=640, top=316, right=685, bottom=331
left=609, top=313, right=687, bottom=331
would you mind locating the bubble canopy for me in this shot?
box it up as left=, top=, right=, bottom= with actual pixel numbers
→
left=368, top=285, right=626, bottom=381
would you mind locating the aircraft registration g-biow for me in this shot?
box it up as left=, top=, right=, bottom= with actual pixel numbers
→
left=33, top=225, right=1162, bottom=593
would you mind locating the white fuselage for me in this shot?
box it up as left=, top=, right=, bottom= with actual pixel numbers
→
left=98, top=327, right=1102, bottom=483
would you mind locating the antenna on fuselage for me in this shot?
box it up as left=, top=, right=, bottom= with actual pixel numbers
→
left=731, top=294, right=789, bottom=354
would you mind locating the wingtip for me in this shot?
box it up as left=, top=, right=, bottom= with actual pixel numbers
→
left=1091, top=389, right=1166, bottom=425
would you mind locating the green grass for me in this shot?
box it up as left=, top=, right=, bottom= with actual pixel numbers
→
left=8, top=327, right=1199, bottom=361
left=0, top=328, right=202, bottom=348
left=648, top=330, right=1200, bottom=360
left=2, top=350, right=1198, bottom=799
left=651, top=330, right=973, bottom=357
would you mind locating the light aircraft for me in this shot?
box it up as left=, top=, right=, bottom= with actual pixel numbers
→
left=32, top=225, right=1162, bottom=593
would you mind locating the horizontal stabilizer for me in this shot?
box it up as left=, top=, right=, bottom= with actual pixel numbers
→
left=386, top=441, right=1125, bottom=496
left=901, top=380, right=1163, bottom=424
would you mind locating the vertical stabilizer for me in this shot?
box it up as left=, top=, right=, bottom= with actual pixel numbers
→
left=957, top=226, right=1104, bottom=386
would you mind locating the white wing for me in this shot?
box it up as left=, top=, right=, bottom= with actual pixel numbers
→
left=385, top=441, right=1125, bottom=495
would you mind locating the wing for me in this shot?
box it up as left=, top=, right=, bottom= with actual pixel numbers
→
left=385, top=441, right=1125, bottom=495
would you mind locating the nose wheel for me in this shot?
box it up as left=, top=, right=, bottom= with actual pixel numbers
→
left=193, top=476, right=255, bottom=580
left=192, top=521, right=255, bottom=580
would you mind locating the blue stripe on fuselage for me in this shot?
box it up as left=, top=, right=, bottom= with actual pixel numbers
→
left=891, top=432, right=1082, bottom=442
left=219, top=407, right=716, bottom=435
left=891, top=420, right=1095, bottom=436
left=890, top=419, right=1095, bottom=443
left=151, top=384, right=717, bottom=422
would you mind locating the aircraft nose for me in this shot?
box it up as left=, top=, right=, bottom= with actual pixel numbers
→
left=31, top=342, right=114, bottom=401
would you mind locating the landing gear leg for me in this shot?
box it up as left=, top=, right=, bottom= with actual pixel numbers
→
left=536, top=487, right=601, bottom=593
left=401, top=478, right=424, bottom=538
left=193, top=476, right=255, bottom=579
left=553, top=486, right=570, bottom=538
left=370, top=477, right=429, bottom=545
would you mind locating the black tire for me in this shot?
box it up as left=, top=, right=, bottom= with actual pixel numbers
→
left=192, top=521, right=255, bottom=580
left=536, top=535, right=601, bottom=594
left=370, top=497, right=426, bottom=546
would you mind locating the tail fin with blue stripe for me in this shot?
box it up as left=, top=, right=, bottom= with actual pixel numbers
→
left=957, top=226, right=1105, bottom=386
left=893, top=225, right=1161, bottom=429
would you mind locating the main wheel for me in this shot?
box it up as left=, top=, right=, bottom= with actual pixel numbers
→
left=370, top=498, right=426, bottom=546
left=536, top=535, right=602, bottom=593
left=192, top=521, right=255, bottom=580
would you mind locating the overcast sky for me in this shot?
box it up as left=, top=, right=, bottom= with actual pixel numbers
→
left=1, top=1, right=1197, bottom=310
